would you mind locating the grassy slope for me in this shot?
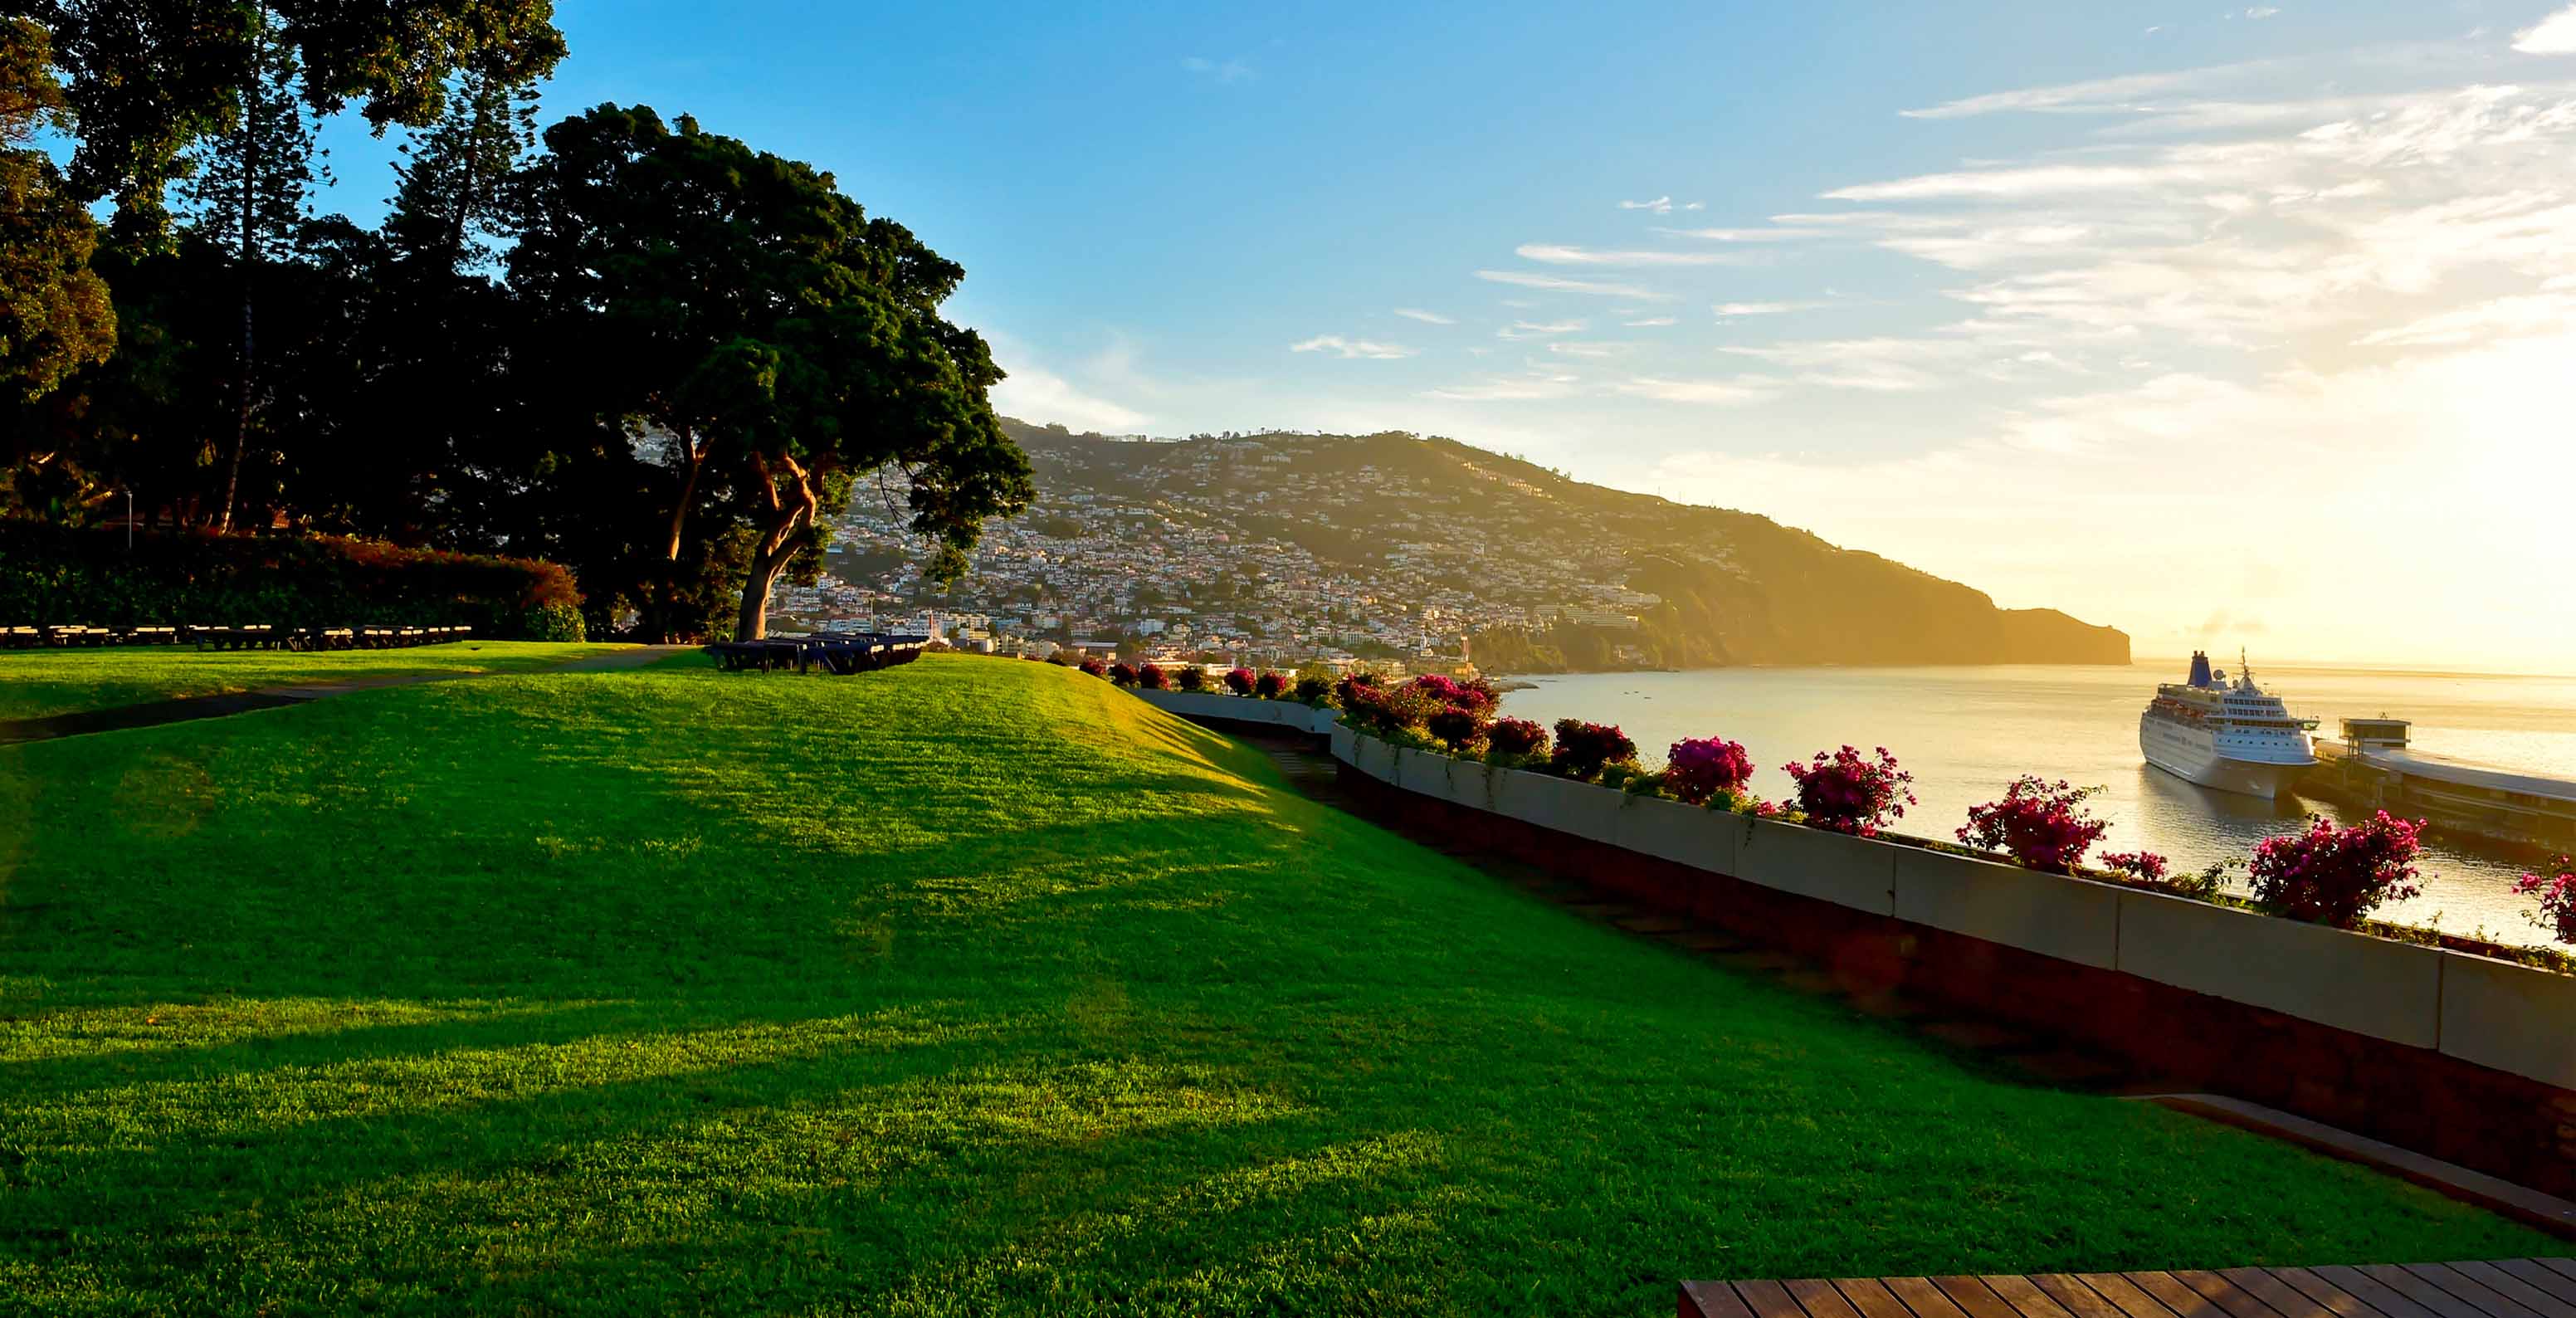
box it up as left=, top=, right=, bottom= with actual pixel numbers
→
left=0, top=656, right=2549, bottom=1316
left=0, top=642, right=637, bottom=721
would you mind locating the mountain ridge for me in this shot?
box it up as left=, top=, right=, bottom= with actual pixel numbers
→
left=981, top=419, right=2128, bottom=671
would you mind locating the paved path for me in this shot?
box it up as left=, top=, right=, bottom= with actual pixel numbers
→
left=1681, top=1260, right=2576, bottom=1318
left=0, top=645, right=690, bottom=746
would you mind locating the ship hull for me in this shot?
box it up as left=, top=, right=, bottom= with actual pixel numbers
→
left=2140, top=717, right=2311, bottom=800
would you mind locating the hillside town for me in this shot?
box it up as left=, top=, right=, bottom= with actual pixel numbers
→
left=769, top=430, right=1674, bottom=671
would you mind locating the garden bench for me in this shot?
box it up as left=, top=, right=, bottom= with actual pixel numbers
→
left=2, top=626, right=37, bottom=649
left=1678, top=1261, right=2576, bottom=1318
left=121, top=626, right=178, bottom=644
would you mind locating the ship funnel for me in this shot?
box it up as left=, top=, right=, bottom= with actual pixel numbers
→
left=2188, top=651, right=2213, bottom=687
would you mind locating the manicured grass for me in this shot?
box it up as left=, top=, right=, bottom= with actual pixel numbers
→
left=0, top=641, right=637, bottom=721
left=0, top=656, right=2551, bottom=1315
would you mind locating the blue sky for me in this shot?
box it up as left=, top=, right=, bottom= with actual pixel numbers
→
left=307, top=2, right=2576, bottom=667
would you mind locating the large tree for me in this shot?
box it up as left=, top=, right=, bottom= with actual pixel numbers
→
left=506, top=105, right=1033, bottom=639
left=0, top=17, right=114, bottom=404
left=31, top=0, right=564, bottom=246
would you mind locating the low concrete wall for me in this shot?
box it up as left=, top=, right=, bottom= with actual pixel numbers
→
left=1133, top=688, right=1336, bottom=736
left=1326, top=726, right=2576, bottom=1196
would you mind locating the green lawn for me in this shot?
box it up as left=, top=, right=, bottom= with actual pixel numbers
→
left=0, top=656, right=2550, bottom=1315
left=0, top=641, right=637, bottom=722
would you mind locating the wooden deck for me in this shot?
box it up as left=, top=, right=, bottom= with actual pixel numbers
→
left=1681, top=1260, right=2576, bottom=1318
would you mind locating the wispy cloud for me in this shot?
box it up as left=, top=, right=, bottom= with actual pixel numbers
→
left=1496, top=318, right=1585, bottom=339
left=1611, top=375, right=1778, bottom=404
left=1424, top=373, right=1581, bottom=401
left=1392, top=307, right=1456, bottom=325
left=1897, top=57, right=2290, bottom=119
left=1655, top=226, right=1830, bottom=242
left=1825, top=164, right=2202, bottom=201
left=2243, top=7, right=2280, bottom=19
left=1622, top=315, right=1679, bottom=327
left=1290, top=334, right=1415, bottom=359
left=2518, top=4, right=2576, bottom=53
left=1714, top=301, right=1827, bottom=317
left=1180, top=55, right=1254, bottom=84
left=1476, top=270, right=1674, bottom=300
left=1546, top=340, right=1627, bottom=359
left=987, top=356, right=1149, bottom=431
left=1617, top=197, right=1706, bottom=213
left=1515, top=243, right=1754, bottom=267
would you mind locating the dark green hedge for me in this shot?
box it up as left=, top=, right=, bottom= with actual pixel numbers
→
left=0, top=525, right=587, bottom=641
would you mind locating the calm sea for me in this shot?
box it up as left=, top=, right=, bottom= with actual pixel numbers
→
left=1500, top=661, right=2576, bottom=947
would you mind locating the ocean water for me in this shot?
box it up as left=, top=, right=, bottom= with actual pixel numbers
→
left=1500, top=661, right=2576, bottom=947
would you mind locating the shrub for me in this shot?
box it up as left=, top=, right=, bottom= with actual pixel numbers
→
left=1333, top=673, right=1376, bottom=709
left=1783, top=745, right=1915, bottom=837
left=0, top=524, right=584, bottom=639
left=1549, top=719, right=1637, bottom=782
left=2097, top=852, right=2169, bottom=884
left=1408, top=672, right=1497, bottom=714
left=1486, top=717, right=1548, bottom=759
left=1223, top=666, right=1256, bottom=696
left=1108, top=661, right=1139, bottom=686
left=2513, top=857, right=2576, bottom=945
left=1424, top=705, right=1490, bottom=752
left=1254, top=671, right=1289, bottom=700
left=1173, top=666, right=1208, bottom=691
left=1293, top=674, right=1333, bottom=705
left=1958, top=776, right=2110, bottom=873
left=1077, top=657, right=1106, bottom=677
left=2247, top=811, right=2425, bottom=925
left=1344, top=680, right=1443, bottom=736
left=1135, top=662, right=1169, bottom=691
left=1664, top=736, right=1754, bottom=807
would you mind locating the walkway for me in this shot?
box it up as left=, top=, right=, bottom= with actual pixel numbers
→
left=1681, top=1261, right=2576, bottom=1318
left=0, top=645, right=689, bottom=746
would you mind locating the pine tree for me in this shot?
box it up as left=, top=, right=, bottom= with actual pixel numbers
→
left=176, top=5, right=326, bottom=532
left=385, top=67, right=538, bottom=271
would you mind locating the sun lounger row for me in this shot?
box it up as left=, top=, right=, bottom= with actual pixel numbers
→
left=1, top=623, right=474, bottom=651
left=704, top=632, right=929, bottom=675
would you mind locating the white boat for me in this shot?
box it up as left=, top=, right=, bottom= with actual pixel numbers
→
left=2139, top=650, right=2316, bottom=800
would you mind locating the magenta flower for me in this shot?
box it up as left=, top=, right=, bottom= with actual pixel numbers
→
left=1783, top=745, right=1915, bottom=837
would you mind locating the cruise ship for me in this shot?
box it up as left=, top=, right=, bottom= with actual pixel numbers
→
left=2139, top=651, right=2317, bottom=799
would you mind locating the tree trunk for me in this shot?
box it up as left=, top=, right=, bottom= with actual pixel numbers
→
left=217, top=40, right=260, bottom=535
left=734, top=452, right=817, bottom=641
left=664, top=427, right=705, bottom=561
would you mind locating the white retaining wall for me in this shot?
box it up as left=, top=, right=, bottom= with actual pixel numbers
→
left=1315, top=725, right=2576, bottom=1093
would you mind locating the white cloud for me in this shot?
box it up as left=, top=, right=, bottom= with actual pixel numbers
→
left=1423, top=373, right=1582, bottom=401
left=2517, top=4, right=2576, bottom=53
left=1899, top=59, right=2287, bottom=119
left=1546, top=340, right=1626, bottom=359
left=1476, top=270, right=1674, bottom=300
left=1618, top=196, right=1674, bottom=212
left=1515, top=243, right=1754, bottom=266
left=1721, top=337, right=1984, bottom=392
left=1497, top=319, right=1585, bottom=339
left=2244, top=7, right=2280, bottom=19
left=1290, top=334, right=1416, bottom=359
left=1180, top=56, right=1254, bottom=84
left=1825, top=164, right=2203, bottom=201
left=1714, top=300, right=1826, bottom=316
left=1392, top=307, right=1456, bottom=325
left=987, top=362, right=1149, bottom=432
left=1611, top=375, right=1778, bottom=404
left=2355, top=292, right=2576, bottom=345
left=1622, top=315, right=1679, bottom=327
left=1656, top=226, right=1832, bottom=242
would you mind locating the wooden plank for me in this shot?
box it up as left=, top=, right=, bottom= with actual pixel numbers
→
left=2127, top=1272, right=2235, bottom=1318
left=1934, top=1276, right=2033, bottom=1318
left=1887, top=1277, right=1976, bottom=1318
left=1839, top=1277, right=1932, bottom=1318
left=2074, top=1272, right=2188, bottom=1318
left=2311, top=1267, right=2447, bottom=1318
left=2535, top=1264, right=2576, bottom=1290
left=1684, top=1280, right=1759, bottom=1318
left=2220, top=1268, right=2342, bottom=1318
left=2489, top=1262, right=2576, bottom=1311
left=2351, top=1266, right=2515, bottom=1318
left=1741, top=1278, right=1816, bottom=1318
left=1789, top=1277, right=1871, bottom=1318
left=1983, top=1275, right=2083, bottom=1318
left=2451, top=1262, right=2576, bottom=1318
left=2174, top=1271, right=2295, bottom=1318
left=2270, top=1269, right=2395, bottom=1318
left=2399, top=1264, right=2551, bottom=1318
